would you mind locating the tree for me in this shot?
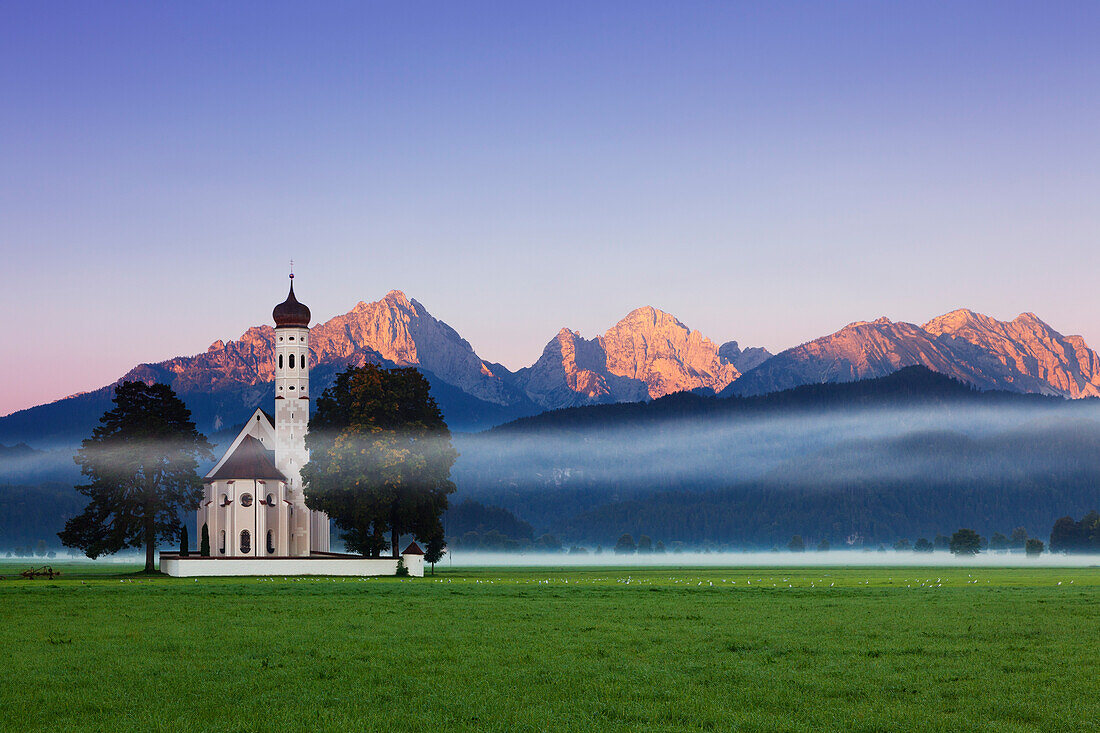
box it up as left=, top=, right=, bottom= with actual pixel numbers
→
left=949, top=528, right=982, bottom=556
left=637, top=535, right=653, bottom=554
left=817, top=539, right=830, bottom=552
left=934, top=534, right=950, bottom=552
left=1010, top=527, right=1029, bottom=551
left=654, top=540, right=666, bottom=554
left=894, top=538, right=911, bottom=551
left=1025, top=538, right=1044, bottom=557
left=913, top=538, right=934, bottom=553
left=179, top=524, right=189, bottom=557
left=58, top=381, right=213, bottom=572
left=787, top=535, right=805, bottom=552
left=614, top=534, right=636, bottom=554
left=302, top=365, right=458, bottom=558
left=1050, top=516, right=1081, bottom=553
left=200, top=523, right=210, bottom=557
left=35, top=539, right=47, bottom=557
left=1083, top=511, right=1100, bottom=550
left=424, top=532, right=446, bottom=575
left=989, top=532, right=1008, bottom=553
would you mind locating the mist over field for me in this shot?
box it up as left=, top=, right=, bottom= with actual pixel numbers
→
left=442, top=550, right=1100, bottom=569
left=5, top=380, right=1100, bottom=551
left=455, top=403, right=1100, bottom=488
left=450, top=399, right=1100, bottom=546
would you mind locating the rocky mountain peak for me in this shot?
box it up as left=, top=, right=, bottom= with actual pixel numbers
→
left=924, top=308, right=1100, bottom=398
left=515, top=306, right=744, bottom=408
left=719, top=341, right=773, bottom=373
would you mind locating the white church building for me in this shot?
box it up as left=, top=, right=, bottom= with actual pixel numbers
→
left=161, top=276, right=424, bottom=577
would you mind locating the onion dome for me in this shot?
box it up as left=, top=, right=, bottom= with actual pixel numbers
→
left=273, top=275, right=311, bottom=328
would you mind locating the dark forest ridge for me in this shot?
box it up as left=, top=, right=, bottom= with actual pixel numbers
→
left=489, top=366, right=1075, bottom=434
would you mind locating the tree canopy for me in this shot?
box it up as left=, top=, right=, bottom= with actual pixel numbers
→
left=1049, top=511, right=1100, bottom=553
left=301, top=365, right=457, bottom=557
left=58, top=381, right=213, bottom=572
left=949, top=528, right=983, bottom=556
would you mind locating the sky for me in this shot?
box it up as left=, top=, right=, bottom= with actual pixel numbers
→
left=2, top=1, right=1100, bottom=417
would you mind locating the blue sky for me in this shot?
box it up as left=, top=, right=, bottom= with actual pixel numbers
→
left=2, top=2, right=1099, bottom=415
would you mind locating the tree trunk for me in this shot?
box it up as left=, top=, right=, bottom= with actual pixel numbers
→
left=144, top=504, right=156, bottom=573
left=391, top=525, right=399, bottom=559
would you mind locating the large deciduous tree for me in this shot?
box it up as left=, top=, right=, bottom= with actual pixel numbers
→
left=302, top=365, right=457, bottom=558
left=949, top=528, right=983, bottom=556
left=59, top=381, right=213, bottom=572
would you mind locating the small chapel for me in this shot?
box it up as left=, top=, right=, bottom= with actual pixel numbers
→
left=162, top=275, right=424, bottom=576
left=195, top=275, right=331, bottom=557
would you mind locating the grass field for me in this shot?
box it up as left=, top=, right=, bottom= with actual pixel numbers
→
left=2, top=563, right=1098, bottom=732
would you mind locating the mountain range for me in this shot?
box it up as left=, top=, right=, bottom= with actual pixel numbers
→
left=2, top=291, right=1099, bottom=447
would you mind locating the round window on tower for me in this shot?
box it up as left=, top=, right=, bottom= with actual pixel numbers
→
left=240, top=493, right=253, bottom=507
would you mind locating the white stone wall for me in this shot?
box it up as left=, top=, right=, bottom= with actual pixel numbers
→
left=162, top=553, right=425, bottom=577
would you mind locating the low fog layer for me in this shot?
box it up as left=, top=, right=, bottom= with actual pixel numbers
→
left=443, top=550, right=1100, bottom=568
left=450, top=401, right=1100, bottom=545
left=455, top=403, right=1100, bottom=489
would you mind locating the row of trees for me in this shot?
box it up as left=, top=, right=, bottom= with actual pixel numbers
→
left=4, top=540, right=57, bottom=558
left=1049, top=511, right=1100, bottom=553
left=613, top=534, right=667, bottom=554
left=785, top=527, right=1046, bottom=555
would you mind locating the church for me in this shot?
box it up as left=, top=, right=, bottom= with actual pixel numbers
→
left=162, top=275, right=424, bottom=577
left=195, top=274, right=331, bottom=558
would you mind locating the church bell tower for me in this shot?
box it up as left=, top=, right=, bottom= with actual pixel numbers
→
left=272, top=272, right=328, bottom=554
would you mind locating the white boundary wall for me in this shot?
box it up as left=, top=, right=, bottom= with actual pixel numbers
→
left=162, top=553, right=424, bottom=577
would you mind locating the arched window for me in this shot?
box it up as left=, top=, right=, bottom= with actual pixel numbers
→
left=219, top=530, right=226, bottom=554
left=221, top=493, right=229, bottom=506
left=289, top=353, right=295, bottom=369
left=267, top=530, right=275, bottom=554
left=266, top=493, right=275, bottom=506
left=279, top=354, right=283, bottom=369
left=240, top=530, right=251, bottom=554
left=301, top=351, right=307, bottom=367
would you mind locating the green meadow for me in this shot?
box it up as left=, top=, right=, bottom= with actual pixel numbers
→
left=1, top=563, right=1098, bottom=732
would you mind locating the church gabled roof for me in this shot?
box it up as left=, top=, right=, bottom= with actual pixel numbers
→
left=402, top=541, right=424, bottom=556
left=206, top=435, right=287, bottom=482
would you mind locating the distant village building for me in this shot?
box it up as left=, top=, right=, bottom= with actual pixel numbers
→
left=196, top=275, right=331, bottom=557
left=163, top=275, right=424, bottom=577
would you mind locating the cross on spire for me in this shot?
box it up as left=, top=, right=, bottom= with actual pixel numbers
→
left=290, top=259, right=294, bottom=280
